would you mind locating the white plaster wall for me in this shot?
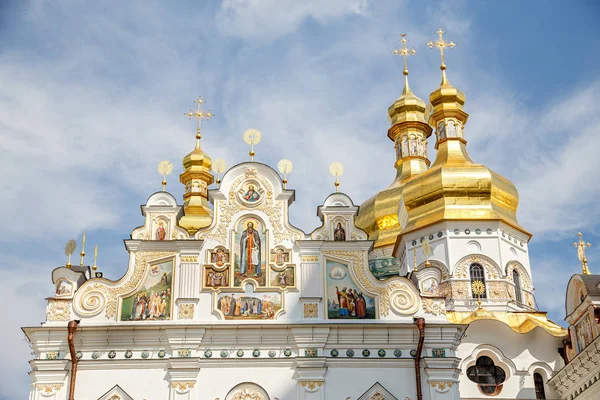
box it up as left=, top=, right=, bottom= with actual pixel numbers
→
left=322, top=366, right=417, bottom=400
left=457, top=320, right=564, bottom=399
left=75, top=367, right=169, bottom=399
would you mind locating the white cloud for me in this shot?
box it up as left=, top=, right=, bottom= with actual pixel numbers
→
left=217, top=0, right=369, bottom=41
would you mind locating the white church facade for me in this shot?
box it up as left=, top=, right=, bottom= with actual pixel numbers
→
left=24, top=30, right=573, bottom=400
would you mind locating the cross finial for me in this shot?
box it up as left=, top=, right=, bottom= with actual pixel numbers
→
left=427, top=28, right=456, bottom=84
left=185, top=96, right=214, bottom=149
left=394, top=34, right=416, bottom=76
left=574, top=231, right=592, bottom=274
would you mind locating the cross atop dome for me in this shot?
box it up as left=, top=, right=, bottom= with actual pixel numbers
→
left=427, top=27, right=456, bottom=85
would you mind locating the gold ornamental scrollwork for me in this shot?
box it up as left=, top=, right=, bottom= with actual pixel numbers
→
left=36, top=384, right=63, bottom=396
left=303, top=303, right=319, bottom=318
left=178, top=303, right=195, bottom=319
left=171, top=381, right=195, bottom=393
left=231, top=388, right=266, bottom=400
left=454, top=254, right=502, bottom=279
left=430, top=380, right=454, bottom=392
left=300, top=381, right=324, bottom=392
left=301, top=255, right=319, bottom=262
left=322, top=250, right=420, bottom=316
left=47, top=299, right=71, bottom=322
left=74, top=251, right=177, bottom=318
left=422, top=298, right=446, bottom=316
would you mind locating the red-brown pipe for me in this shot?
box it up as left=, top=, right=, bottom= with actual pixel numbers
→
left=67, top=320, right=80, bottom=400
left=414, top=317, right=426, bottom=400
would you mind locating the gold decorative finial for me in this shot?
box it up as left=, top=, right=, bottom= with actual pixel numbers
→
left=427, top=27, right=456, bottom=85
left=393, top=33, right=416, bottom=93
left=64, top=239, right=77, bottom=269
left=471, top=280, right=485, bottom=309
left=277, top=159, right=293, bottom=189
left=243, top=129, right=262, bottom=161
left=92, top=244, right=98, bottom=273
left=574, top=231, right=592, bottom=275
left=79, top=232, right=86, bottom=266
left=158, top=160, right=173, bottom=192
left=185, top=96, right=214, bottom=149
left=422, top=238, right=432, bottom=267
left=212, top=159, right=227, bottom=187
left=329, top=162, right=344, bottom=192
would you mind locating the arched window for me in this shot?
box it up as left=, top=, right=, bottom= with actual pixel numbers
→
left=470, top=264, right=487, bottom=299
left=534, top=372, right=546, bottom=399
left=467, top=356, right=506, bottom=396
left=513, top=269, right=523, bottom=304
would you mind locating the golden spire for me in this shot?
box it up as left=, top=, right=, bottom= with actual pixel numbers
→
left=393, top=34, right=416, bottom=94
left=243, top=129, right=262, bottom=161
left=212, top=159, right=227, bottom=187
left=574, top=231, right=592, bottom=275
left=158, top=160, right=173, bottom=192
left=79, top=232, right=86, bottom=266
left=185, top=97, right=213, bottom=149
left=179, top=96, right=216, bottom=234
left=356, top=33, right=432, bottom=249
left=427, top=27, right=456, bottom=85
left=329, top=162, right=344, bottom=192
left=422, top=238, right=432, bottom=268
left=278, top=159, right=293, bottom=189
left=64, top=239, right=76, bottom=269
left=92, top=244, right=98, bottom=273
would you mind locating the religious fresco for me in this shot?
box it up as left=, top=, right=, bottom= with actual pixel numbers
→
left=233, top=217, right=267, bottom=286
left=55, top=279, right=73, bottom=297
left=326, top=259, right=375, bottom=319
left=216, top=285, right=281, bottom=320
left=270, top=248, right=290, bottom=265
left=237, top=180, right=265, bottom=206
left=210, top=248, right=229, bottom=267
left=333, top=222, right=346, bottom=241
left=270, top=266, right=294, bottom=288
left=422, top=278, right=439, bottom=296
left=574, top=312, right=595, bottom=353
left=155, top=220, right=167, bottom=240
left=120, top=260, right=173, bottom=321
left=205, top=266, right=229, bottom=288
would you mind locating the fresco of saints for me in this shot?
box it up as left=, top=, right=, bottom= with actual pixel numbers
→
left=240, top=222, right=262, bottom=276
left=243, top=185, right=260, bottom=202
left=156, top=221, right=166, bottom=241
left=212, top=249, right=228, bottom=266
left=334, top=222, right=346, bottom=241
left=275, top=249, right=287, bottom=265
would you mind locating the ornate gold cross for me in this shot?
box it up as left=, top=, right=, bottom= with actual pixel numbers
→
left=394, top=34, right=416, bottom=75
left=185, top=96, right=213, bottom=146
left=574, top=231, right=592, bottom=274
left=427, top=28, right=455, bottom=70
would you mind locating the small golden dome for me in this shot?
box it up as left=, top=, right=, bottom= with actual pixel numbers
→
left=398, top=69, right=528, bottom=237
left=357, top=67, right=432, bottom=248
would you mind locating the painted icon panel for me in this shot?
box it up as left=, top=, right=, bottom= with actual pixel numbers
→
left=205, top=266, right=229, bottom=288
left=270, top=266, right=295, bottom=288
left=326, top=259, right=375, bottom=319
left=120, top=259, right=173, bottom=321
left=55, top=279, right=73, bottom=297
left=216, top=285, right=281, bottom=320
left=422, top=278, right=439, bottom=296
left=233, top=217, right=267, bottom=286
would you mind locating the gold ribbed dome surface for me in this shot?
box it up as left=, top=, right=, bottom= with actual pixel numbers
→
left=399, top=65, right=528, bottom=236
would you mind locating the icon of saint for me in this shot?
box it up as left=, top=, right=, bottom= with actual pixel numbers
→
left=334, top=222, right=346, bottom=241
left=156, top=221, right=166, bottom=241
left=243, top=185, right=260, bottom=202
left=240, top=222, right=261, bottom=276
left=213, top=249, right=227, bottom=266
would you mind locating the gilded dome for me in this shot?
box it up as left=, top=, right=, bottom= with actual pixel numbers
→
left=356, top=72, right=432, bottom=248
left=398, top=72, right=528, bottom=236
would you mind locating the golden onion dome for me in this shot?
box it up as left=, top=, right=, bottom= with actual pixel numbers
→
left=178, top=129, right=215, bottom=234
left=356, top=61, right=432, bottom=248
left=398, top=64, right=528, bottom=237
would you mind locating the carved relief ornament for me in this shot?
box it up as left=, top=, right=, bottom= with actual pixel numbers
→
left=453, top=254, right=502, bottom=279
left=74, top=252, right=177, bottom=319
left=300, top=381, right=324, bottom=392
left=171, top=381, right=195, bottom=393
left=430, top=380, right=454, bottom=392
left=37, top=384, right=63, bottom=396
left=47, top=299, right=71, bottom=322
left=422, top=298, right=446, bottom=316
left=322, top=250, right=420, bottom=316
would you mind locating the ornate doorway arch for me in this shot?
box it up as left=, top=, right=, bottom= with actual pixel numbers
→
left=225, top=382, right=270, bottom=400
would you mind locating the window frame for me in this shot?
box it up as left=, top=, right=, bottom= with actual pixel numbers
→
left=470, top=263, right=487, bottom=299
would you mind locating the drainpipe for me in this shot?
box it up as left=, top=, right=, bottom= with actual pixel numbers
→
left=414, top=317, right=426, bottom=400
left=67, top=320, right=80, bottom=400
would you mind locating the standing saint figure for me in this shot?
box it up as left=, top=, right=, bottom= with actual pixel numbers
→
left=334, top=222, right=346, bottom=241
left=240, top=221, right=262, bottom=276
left=156, top=221, right=166, bottom=240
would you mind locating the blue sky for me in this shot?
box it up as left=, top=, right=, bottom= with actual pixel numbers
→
left=1, top=1, right=599, bottom=398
